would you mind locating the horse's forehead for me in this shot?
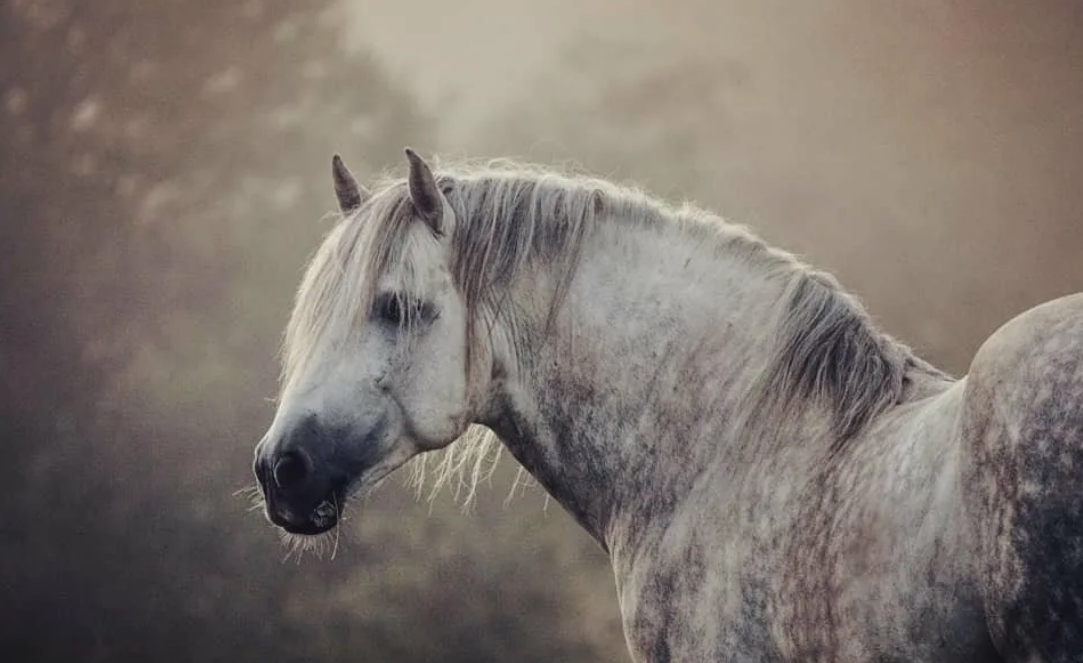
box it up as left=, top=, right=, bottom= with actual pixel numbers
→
left=377, top=220, right=449, bottom=287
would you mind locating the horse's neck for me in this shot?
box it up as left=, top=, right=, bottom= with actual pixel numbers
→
left=486, top=221, right=793, bottom=551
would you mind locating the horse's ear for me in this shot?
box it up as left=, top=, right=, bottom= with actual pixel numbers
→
left=332, top=154, right=369, bottom=214
left=404, top=147, right=443, bottom=235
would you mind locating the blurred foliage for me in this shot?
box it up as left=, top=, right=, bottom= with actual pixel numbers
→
left=0, top=0, right=621, bottom=661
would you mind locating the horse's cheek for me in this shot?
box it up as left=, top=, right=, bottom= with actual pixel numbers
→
left=405, top=335, right=468, bottom=442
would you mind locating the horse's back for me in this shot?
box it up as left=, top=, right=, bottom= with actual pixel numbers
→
left=968, top=292, right=1083, bottom=378
left=962, top=292, right=1083, bottom=662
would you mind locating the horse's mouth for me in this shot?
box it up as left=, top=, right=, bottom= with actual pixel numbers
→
left=266, top=493, right=344, bottom=536
left=261, top=462, right=392, bottom=537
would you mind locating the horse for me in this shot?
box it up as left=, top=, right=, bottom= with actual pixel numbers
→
left=252, top=148, right=1083, bottom=662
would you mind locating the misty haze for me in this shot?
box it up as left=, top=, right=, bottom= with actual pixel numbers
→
left=2, top=0, right=1082, bottom=661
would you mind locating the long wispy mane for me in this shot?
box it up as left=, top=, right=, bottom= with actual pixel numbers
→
left=282, top=157, right=936, bottom=500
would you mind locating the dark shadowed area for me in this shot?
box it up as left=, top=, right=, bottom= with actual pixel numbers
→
left=1, top=0, right=1081, bottom=661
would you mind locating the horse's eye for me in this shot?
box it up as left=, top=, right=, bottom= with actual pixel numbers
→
left=374, top=293, right=404, bottom=325
left=373, top=293, right=438, bottom=326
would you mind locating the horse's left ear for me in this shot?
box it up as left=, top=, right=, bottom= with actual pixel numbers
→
left=332, top=154, right=370, bottom=214
left=404, top=147, right=444, bottom=235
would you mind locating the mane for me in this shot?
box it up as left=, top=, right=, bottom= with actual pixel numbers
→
left=748, top=268, right=935, bottom=451
left=282, top=157, right=938, bottom=500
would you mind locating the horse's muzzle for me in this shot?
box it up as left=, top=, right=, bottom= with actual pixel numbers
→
left=263, top=490, right=341, bottom=535
left=254, top=435, right=345, bottom=536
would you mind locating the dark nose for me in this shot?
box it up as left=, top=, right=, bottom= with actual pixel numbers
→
left=272, top=449, right=312, bottom=492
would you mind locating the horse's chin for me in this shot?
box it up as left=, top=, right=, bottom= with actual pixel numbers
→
left=279, top=513, right=339, bottom=537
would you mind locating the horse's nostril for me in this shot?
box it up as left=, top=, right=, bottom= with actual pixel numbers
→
left=273, top=450, right=311, bottom=491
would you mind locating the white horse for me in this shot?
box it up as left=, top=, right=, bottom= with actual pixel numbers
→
left=253, top=149, right=1083, bottom=662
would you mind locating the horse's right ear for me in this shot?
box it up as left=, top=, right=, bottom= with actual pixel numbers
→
left=332, top=154, right=370, bottom=214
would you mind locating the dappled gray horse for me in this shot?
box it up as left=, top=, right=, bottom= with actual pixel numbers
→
left=253, top=149, right=1083, bottom=662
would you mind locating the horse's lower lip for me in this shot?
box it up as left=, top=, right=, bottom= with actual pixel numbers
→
left=281, top=517, right=337, bottom=536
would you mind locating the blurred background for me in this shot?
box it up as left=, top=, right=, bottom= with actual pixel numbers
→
left=2, top=0, right=1082, bottom=661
